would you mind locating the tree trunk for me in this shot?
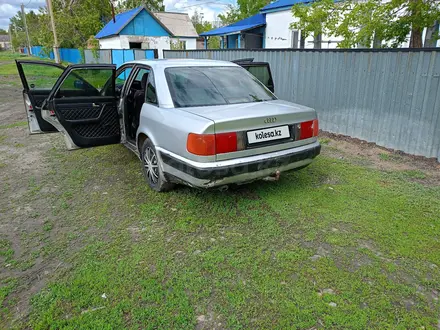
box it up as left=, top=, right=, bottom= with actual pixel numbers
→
left=408, top=0, right=423, bottom=48
left=409, top=27, right=423, bottom=48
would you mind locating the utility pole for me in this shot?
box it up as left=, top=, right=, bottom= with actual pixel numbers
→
left=46, top=0, right=60, bottom=63
left=8, top=24, right=14, bottom=52
left=21, top=3, right=32, bottom=55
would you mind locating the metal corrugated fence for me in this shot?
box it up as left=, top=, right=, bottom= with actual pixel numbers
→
left=164, top=49, right=440, bottom=161
left=83, top=49, right=157, bottom=66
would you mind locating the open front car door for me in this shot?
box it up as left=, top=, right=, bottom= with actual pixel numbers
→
left=42, top=64, right=120, bottom=150
left=15, top=60, right=66, bottom=134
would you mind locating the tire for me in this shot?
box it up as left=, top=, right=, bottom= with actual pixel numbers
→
left=141, top=138, right=175, bottom=192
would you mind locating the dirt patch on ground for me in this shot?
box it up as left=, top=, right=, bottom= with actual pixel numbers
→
left=0, top=83, right=24, bottom=125
left=320, top=131, right=440, bottom=185
left=0, top=85, right=66, bottom=325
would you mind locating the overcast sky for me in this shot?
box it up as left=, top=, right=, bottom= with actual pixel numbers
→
left=0, top=0, right=234, bottom=31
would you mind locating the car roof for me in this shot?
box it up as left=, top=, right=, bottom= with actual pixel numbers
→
left=124, top=58, right=239, bottom=69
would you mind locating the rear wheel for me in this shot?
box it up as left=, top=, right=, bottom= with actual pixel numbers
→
left=141, top=139, right=175, bottom=192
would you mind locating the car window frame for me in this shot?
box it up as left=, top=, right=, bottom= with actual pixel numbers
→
left=129, top=64, right=160, bottom=107
left=114, top=63, right=136, bottom=96
left=145, top=70, right=158, bottom=106
left=53, top=66, right=116, bottom=99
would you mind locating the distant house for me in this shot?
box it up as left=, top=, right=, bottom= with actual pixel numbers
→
left=0, top=35, right=11, bottom=50
left=95, top=6, right=198, bottom=57
left=200, top=14, right=266, bottom=49
left=201, top=0, right=440, bottom=49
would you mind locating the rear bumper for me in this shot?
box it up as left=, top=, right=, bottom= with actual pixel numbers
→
left=158, top=141, right=321, bottom=188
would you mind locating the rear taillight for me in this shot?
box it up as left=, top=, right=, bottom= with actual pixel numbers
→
left=299, top=119, right=319, bottom=140
left=215, top=132, right=237, bottom=154
left=187, top=133, right=216, bottom=156
left=187, top=132, right=244, bottom=156
left=313, top=119, right=319, bottom=136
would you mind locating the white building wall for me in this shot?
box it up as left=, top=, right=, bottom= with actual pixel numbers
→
left=100, top=35, right=171, bottom=58
left=265, top=8, right=440, bottom=49
left=98, top=36, right=122, bottom=49
left=99, top=35, right=198, bottom=55
left=264, top=11, right=292, bottom=48
left=119, top=35, right=171, bottom=58
left=180, top=38, right=197, bottom=50
left=265, top=10, right=343, bottom=49
left=170, top=37, right=197, bottom=50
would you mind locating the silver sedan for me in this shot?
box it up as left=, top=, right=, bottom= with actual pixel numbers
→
left=16, top=59, right=320, bottom=191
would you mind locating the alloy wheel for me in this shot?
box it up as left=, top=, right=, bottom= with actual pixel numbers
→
left=143, top=147, right=159, bottom=184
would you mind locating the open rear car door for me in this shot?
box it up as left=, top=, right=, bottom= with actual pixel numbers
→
left=15, top=60, right=65, bottom=133
left=41, top=64, right=120, bottom=149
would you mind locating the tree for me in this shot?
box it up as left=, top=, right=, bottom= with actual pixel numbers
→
left=0, top=29, right=7, bottom=35
left=218, top=0, right=270, bottom=25
left=10, top=0, right=113, bottom=51
left=190, top=10, right=220, bottom=49
left=290, top=0, right=440, bottom=48
left=191, top=10, right=214, bottom=34
left=118, top=0, right=165, bottom=12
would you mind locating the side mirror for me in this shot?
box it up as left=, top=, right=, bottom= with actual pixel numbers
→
left=74, top=79, right=85, bottom=89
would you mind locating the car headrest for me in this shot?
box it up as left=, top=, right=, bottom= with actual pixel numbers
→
left=141, top=73, right=149, bottom=90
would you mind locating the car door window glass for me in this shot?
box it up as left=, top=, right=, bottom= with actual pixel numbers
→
left=21, top=63, right=64, bottom=90
left=116, top=67, right=132, bottom=85
left=246, top=66, right=271, bottom=89
left=145, top=72, right=157, bottom=105
left=129, top=68, right=150, bottom=92
left=111, top=66, right=132, bottom=96
left=58, top=68, right=114, bottom=97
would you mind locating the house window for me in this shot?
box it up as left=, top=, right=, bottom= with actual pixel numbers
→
left=171, top=40, right=186, bottom=50
left=291, top=30, right=299, bottom=49
left=129, top=42, right=142, bottom=49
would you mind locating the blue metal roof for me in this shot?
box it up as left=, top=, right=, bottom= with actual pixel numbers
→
left=261, top=0, right=310, bottom=12
left=200, top=13, right=266, bottom=37
left=95, top=6, right=143, bottom=39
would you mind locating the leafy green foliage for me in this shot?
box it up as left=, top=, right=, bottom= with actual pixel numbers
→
left=190, top=10, right=220, bottom=49
left=117, top=0, right=165, bottom=12
left=218, top=0, right=271, bottom=25
left=9, top=0, right=167, bottom=51
left=291, top=0, right=440, bottom=48
left=10, top=0, right=112, bottom=50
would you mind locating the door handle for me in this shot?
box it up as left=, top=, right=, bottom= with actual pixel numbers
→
left=92, top=103, right=100, bottom=107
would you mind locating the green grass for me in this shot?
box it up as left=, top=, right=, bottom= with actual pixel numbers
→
left=0, top=121, right=27, bottom=129
left=0, top=52, right=28, bottom=61
left=3, top=143, right=435, bottom=329
left=0, top=278, right=18, bottom=310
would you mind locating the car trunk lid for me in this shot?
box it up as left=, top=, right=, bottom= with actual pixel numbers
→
left=180, top=100, right=318, bottom=161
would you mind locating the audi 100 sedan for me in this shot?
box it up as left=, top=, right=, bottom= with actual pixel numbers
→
left=15, top=59, right=320, bottom=192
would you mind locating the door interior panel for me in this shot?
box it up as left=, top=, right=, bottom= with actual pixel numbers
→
left=52, top=96, right=120, bottom=147
left=26, top=90, right=58, bottom=132
left=15, top=60, right=66, bottom=133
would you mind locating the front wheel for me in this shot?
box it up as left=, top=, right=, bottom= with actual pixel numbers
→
left=141, top=139, right=175, bottom=192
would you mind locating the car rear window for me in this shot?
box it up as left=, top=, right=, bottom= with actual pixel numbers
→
left=165, top=66, right=276, bottom=108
